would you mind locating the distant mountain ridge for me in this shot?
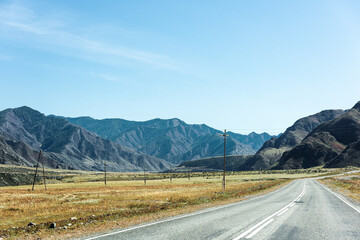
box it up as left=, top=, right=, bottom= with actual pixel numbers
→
left=277, top=102, right=360, bottom=169
left=0, top=107, right=171, bottom=172
left=65, top=116, right=273, bottom=164
left=4, top=103, right=357, bottom=173
left=177, top=155, right=252, bottom=172
left=185, top=101, right=360, bottom=171
left=242, top=109, right=345, bottom=170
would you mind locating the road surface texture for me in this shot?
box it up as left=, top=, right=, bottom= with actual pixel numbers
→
left=80, top=179, right=360, bottom=240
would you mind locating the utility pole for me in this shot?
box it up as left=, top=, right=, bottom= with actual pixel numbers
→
left=260, top=168, right=262, bottom=182
left=259, top=168, right=262, bottom=188
left=169, top=165, right=172, bottom=182
left=220, top=129, right=228, bottom=191
left=41, top=151, right=47, bottom=191
left=32, top=150, right=46, bottom=191
left=104, top=159, right=107, bottom=187
left=32, top=150, right=41, bottom=191
left=144, top=166, right=146, bottom=185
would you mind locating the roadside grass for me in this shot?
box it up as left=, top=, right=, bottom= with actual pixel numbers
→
left=0, top=167, right=346, bottom=239
left=319, top=171, right=360, bottom=202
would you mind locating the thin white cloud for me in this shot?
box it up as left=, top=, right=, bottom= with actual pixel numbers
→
left=0, top=1, right=179, bottom=70
left=96, top=73, right=163, bottom=91
left=0, top=54, right=13, bottom=61
left=98, top=74, right=122, bottom=83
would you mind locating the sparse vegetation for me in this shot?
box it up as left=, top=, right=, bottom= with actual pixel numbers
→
left=319, top=171, right=360, bottom=202
left=0, top=166, right=344, bottom=239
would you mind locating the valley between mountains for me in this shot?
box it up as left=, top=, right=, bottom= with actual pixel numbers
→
left=1, top=102, right=360, bottom=240
left=1, top=101, right=360, bottom=179
left=0, top=106, right=272, bottom=175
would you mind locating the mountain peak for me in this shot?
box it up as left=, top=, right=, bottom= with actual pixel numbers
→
left=16, top=106, right=33, bottom=110
left=13, top=106, right=44, bottom=116
left=169, top=118, right=184, bottom=124
left=352, top=101, right=360, bottom=111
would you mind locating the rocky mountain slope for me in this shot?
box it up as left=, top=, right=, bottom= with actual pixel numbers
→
left=242, top=109, right=345, bottom=170
left=0, top=107, right=171, bottom=172
left=65, top=117, right=273, bottom=164
left=176, top=155, right=252, bottom=172
left=277, top=102, right=360, bottom=169
left=325, top=140, right=360, bottom=168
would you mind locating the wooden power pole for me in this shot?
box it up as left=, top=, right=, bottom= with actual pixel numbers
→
left=143, top=165, right=146, bottom=186
left=41, top=150, right=47, bottom=191
left=220, top=129, right=228, bottom=191
left=104, top=159, right=107, bottom=187
left=32, top=150, right=46, bottom=191
left=169, top=165, right=172, bottom=182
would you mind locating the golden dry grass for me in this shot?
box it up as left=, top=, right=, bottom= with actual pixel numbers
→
left=0, top=169, right=344, bottom=239
left=320, top=172, right=360, bottom=202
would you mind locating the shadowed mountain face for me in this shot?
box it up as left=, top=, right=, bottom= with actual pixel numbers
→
left=0, top=107, right=171, bottom=172
left=66, top=117, right=273, bottom=164
left=325, top=140, right=360, bottom=168
left=0, top=133, right=34, bottom=166
left=242, top=109, right=345, bottom=170
left=176, top=155, right=252, bottom=172
left=0, top=132, right=67, bottom=169
left=277, top=102, right=360, bottom=169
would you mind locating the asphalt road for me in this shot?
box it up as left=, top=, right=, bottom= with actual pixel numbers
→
left=80, top=179, right=360, bottom=240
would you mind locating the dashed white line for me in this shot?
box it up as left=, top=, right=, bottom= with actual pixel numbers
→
left=84, top=181, right=297, bottom=240
left=233, top=184, right=306, bottom=240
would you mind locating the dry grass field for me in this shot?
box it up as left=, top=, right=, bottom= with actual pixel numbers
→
left=0, top=167, right=345, bottom=239
left=320, top=171, right=360, bottom=202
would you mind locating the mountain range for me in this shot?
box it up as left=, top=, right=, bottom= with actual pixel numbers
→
left=242, top=109, right=345, bottom=170
left=64, top=116, right=272, bottom=164
left=277, top=102, right=360, bottom=169
left=0, top=106, right=272, bottom=172
left=178, top=101, right=360, bottom=172
left=1, top=101, right=359, bottom=173
left=0, top=107, right=170, bottom=172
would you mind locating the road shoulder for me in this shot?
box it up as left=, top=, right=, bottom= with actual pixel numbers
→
left=317, top=173, right=360, bottom=211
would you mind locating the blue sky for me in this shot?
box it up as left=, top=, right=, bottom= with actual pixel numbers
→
left=1, top=0, right=359, bottom=134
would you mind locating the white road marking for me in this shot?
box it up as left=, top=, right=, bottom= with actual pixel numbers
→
left=277, top=208, right=288, bottom=216
left=81, top=172, right=356, bottom=240
left=245, top=218, right=274, bottom=239
left=288, top=202, right=295, bottom=208
left=317, top=181, right=360, bottom=214
left=84, top=181, right=297, bottom=240
left=232, top=184, right=306, bottom=240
